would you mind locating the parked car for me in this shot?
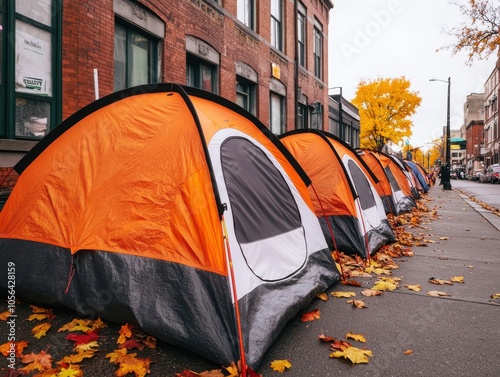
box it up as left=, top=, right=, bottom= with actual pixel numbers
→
left=479, top=171, right=488, bottom=183
left=470, top=171, right=481, bottom=181
left=482, top=164, right=500, bottom=183
left=490, top=164, right=500, bottom=183
left=450, top=171, right=458, bottom=179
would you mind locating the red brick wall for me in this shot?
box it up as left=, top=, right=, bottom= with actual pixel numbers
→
left=62, top=1, right=115, bottom=119
left=0, top=168, right=19, bottom=192
left=61, top=0, right=332, bottom=130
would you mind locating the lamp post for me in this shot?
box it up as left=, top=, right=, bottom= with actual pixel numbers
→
left=329, top=87, right=343, bottom=140
left=429, top=77, right=452, bottom=190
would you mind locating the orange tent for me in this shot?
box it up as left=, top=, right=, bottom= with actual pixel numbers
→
left=0, top=84, right=339, bottom=371
left=362, top=150, right=417, bottom=214
left=280, top=130, right=396, bottom=258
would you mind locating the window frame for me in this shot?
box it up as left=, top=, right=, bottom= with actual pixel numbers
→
left=0, top=0, right=62, bottom=141
left=313, top=20, right=323, bottom=80
left=186, top=53, right=219, bottom=95
left=271, top=0, right=283, bottom=52
left=237, top=0, right=255, bottom=30
left=297, top=2, right=306, bottom=68
left=270, top=91, right=285, bottom=135
left=114, top=18, right=160, bottom=92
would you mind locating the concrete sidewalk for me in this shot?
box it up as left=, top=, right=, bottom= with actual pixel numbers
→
left=258, top=186, right=500, bottom=376
left=1, top=186, right=499, bottom=376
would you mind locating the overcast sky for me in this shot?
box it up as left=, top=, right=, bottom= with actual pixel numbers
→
left=328, top=0, right=496, bottom=151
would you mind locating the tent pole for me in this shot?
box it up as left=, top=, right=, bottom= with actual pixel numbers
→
left=221, top=216, right=247, bottom=377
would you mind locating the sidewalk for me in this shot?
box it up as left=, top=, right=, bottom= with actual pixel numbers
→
left=258, top=186, right=500, bottom=377
left=1, top=186, right=499, bottom=376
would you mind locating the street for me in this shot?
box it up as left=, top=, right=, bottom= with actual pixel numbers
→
left=448, top=179, right=500, bottom=209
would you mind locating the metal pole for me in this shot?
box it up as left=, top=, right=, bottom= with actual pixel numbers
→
left=442, top=77, right=452, bottom=190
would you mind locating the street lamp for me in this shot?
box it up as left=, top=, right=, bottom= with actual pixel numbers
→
left=429, top=77, right=452, bottom=190
left=329, top=87, right=343, bottom=140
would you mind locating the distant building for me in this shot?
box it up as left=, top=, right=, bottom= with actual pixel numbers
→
left=328, top=94, right=360, bottom=148
left=463, top=93, right=485, bottom=175
left=484, top=57, right=500, bottom=166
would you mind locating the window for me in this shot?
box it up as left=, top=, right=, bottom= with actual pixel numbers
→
left=187, top=56, right=218, bottom=94
left=270, top=93, right=284, bottom=134
left=271, top=0, right=283, bottom=52
left=186, top=36, right=220, bottom=94
left=236, top=79, right=257, bottom=115
left=237, top=0, right=255, bottom=30
left=313, top=20, right=323, bottom=80
left=297, top=2, right=306, bottom=67
left=297, top=102, right=308, bottom=129
left=0, top=0, right=60, bottom=140
left=114, top=21, right=159, bottom=91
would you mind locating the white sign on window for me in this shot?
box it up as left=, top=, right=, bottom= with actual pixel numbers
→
left=15, top=21, right=52, bottom=96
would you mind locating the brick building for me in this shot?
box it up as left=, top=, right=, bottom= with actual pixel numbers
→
left=463, top=93, right=485, bottom=176
left=484, top=57, right=500, bottom=167
left=0, top=0, right=335, bottom=201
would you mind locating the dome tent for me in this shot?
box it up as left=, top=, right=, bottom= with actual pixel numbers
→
left=0, top=84, right=340, bottom=372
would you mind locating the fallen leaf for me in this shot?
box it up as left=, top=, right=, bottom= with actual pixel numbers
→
left=372, top=280, right=398, bottom=291
left=404, top=284, right=422, bottom=292
left=438, top=236, right=449, bottom=240
left=0, top=340, right=29, bottom=357
left=427, top=290, right=451, bottom=297
left=300, top=308, right=320, bottom=322
left=114, top=355, right=151, bottom=377
left=428, top=277, right=453, bottom=285
left=58, top=318, right=105, bottom=333
left=28, top=313, right=51, bottom=322
left=346, top=332, right=366, bottom=343
left=106, top=348, right=133, bottom=363
left=361, top=289, right=382, bottom=297
left=404, top=349, right=414, bottom=355
left=32, top=323, right=52, bottom=339
left=316, top=292, right=328, bottom=301
left=330, top=346, right=373, bottom=364
left=341, top=279, right=362, bottom=287
left=59, top=349, right=96, bottom=363
left=490, top=293, right=500, bottom=299
left=21, top=350, right=53, bottom=372
left=75, top=340, right=99, bottom=351
left=0, top=311, right=11, bottom=321
left=347, top=299, right=367, bottom=308
left=450, top=276, right=465, bottom=283
left=270, top=359, right=292, bottom=373
left=65, top=330, right=102, bottom=346
left=117, top=324, right=134, bottom=345
left=331, top=291, right=356, bottom=298
left=55, top=364, right=83, bottom=377
left=467, top=265, right=475, bottom=268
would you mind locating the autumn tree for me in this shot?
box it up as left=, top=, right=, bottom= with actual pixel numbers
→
left=351, top=77, right=422, bottom=151
left=441, top=0, right=500, bottom=64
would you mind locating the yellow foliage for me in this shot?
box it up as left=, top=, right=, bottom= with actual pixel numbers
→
left=270, top=359, right=292, bottom=373
left=352, top=77, right=421, bottom=151
left=346, top=332, right=366, bottom=343
left=330, top=346, right=373, bottom=364
left=331, top=291, right=356, bottom=298
left=32, top=322, right=52, bottom=339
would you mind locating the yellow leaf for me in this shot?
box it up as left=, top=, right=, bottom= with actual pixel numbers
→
left=270, top=359, right=292, bottom=373
left=427, top=290, right=451, bottom=297
left=450, top=276, right=465, bottom=283
left=106, top=348, right=131, bottom=363
left=32, top=322, right=52, bottom=339
left=60, top=349, right=96, bottom=363
left=331, top=291, right=356, bottom=298
left=316, top=292, right=328, bottom=301
left=115, top=356, right=151, bottom=377
left=56, top=365, right=83, bottom=377
left=490, top=293, right=500, bottom=299
left=346, top=332, right=366, bottom=343
left=117, top=324, right=133, bottom=345
left=372, top=280, right=398, bottom=291
left=0, top=311, right=11, bottom=321
left=28, top=313, right=49, bottom=321
left=404, top=284, right=422, bottom=292
left=224, top=361, right=239, bottom=377
left=330, top=346, right=373, bottom=364
left=58, top=319, right=93, bottom=333
left=75, top=340, right=99, bottom=351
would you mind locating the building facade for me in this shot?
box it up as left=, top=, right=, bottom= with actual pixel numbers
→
left=328, top=93, right=360, bottom=148
left=463, top=93, right=485, bottom=176
left=1, top=0, right=335, bottom=186
left=484, top=58, right=500, bottom=167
